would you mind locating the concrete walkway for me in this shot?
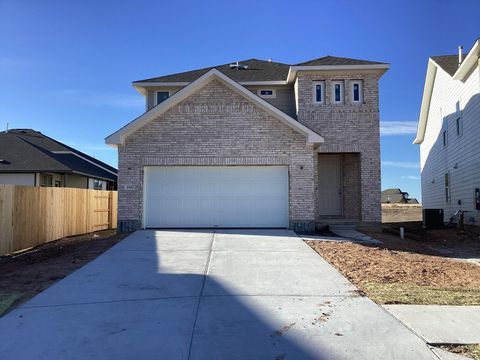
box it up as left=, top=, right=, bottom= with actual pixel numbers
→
left=385, top=305, right=480, bottom=344
left=0, top=230, right=440, bottom=359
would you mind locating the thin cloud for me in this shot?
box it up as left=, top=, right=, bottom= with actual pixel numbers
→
left=380, top=121, right=418, bottom=136
left=382, top=161, right=420, bottom=169
left=401, top=175, right=420, bottom=180
left=64, top=141, right=115, bottom=152
left=53, top=89, right=143, bottom=108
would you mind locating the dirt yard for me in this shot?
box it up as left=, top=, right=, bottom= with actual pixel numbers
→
left=0, top=230, right=128, bottom=316
left=382, top=203, right=423, bottom=223
left=306, top=226, right=480, bottom=305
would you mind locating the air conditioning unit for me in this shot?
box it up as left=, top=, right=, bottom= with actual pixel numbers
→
left=423, top=209, right=444, bottom=229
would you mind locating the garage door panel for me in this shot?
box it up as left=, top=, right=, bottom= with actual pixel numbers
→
left=144, top=166, right=288, bottom=228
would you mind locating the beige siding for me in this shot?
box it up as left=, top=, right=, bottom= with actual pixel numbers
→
left=0, top=173, right=35, bottom=186
left=420, top=63, right=480, bottom=223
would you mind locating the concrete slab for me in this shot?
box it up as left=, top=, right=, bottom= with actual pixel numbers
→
left=328, top=226, right=382, bottom=245
left=191, top=295, right=437, bottom=359
left=112, top=229, right=213, bottom=251
left=384, top=305, right=480, bottom=344
left=0, top=297, right=198, bottom=360
left=24, top=248, right=209, bottom=306
left=0, top=229, right=439, bottom=359
left=204, top=249, right=360, bottom=296
left=213, top=229, right=311, bottom=252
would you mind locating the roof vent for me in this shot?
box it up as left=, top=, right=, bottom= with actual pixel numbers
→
left=229, top=61, right=248, bottom=70
left=458, top=45, right=464, bottom=66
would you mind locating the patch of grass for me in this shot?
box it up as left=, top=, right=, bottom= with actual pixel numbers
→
left=440, top=344, right=480, bottom=360
left=360, top=282, right=480, bottom=305
left=0, top=293, right=24, bottom=316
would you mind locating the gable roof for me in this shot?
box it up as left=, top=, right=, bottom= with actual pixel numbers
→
left=0, top=129, right=117, bottom=181
left=414, top=39, right=480, bottom=144
left=133, top=56, right=389, bottom=88
left=106, top=69, right=324, bottom=147
left=431, top=54, right=466, bottom=76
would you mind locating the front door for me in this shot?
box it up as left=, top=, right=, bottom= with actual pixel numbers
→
left=318, top=155, right=343, bottom=216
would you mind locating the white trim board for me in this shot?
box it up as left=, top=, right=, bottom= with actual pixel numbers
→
left=106, top=68, right=324, bottom=147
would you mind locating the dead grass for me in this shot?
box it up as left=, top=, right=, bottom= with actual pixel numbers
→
left=382, top=204, right=422, bottom=223
left=440, top=344, right=480, bottom=360
left=306, top=229, right=480, bottom=305
left=362, top=282, right=480, bottom=305
left=0, top=230, right=128, bottom=316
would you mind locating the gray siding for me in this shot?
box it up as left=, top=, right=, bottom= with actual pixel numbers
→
left=245, top=85, right=296, bottom=117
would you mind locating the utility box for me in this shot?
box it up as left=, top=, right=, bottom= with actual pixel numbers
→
left=423, top=208, right=444, bottom=228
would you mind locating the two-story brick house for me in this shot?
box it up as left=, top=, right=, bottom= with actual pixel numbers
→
left=106, top=56, right=389, bottom=231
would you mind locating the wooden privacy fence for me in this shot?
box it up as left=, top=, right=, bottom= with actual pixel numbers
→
left=0, top=185, right=118, bottom=256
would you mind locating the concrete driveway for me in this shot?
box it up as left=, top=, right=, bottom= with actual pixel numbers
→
left=0, top=229, right=439, bottom=359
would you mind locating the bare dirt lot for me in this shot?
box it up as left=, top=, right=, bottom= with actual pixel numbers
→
left=306, top=226, right=480, bottom=305
left=0, top=230, right=128, bottom=316
left=382, top=203, right=423, bottom=223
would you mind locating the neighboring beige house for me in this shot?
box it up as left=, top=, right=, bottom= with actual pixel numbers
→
left=414, top=39, right=480, bottom=224
left=0, top=129, right=117, bottom=190
left=106, top=57, right=389, bottom=231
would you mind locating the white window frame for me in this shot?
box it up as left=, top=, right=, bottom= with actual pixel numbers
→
left=154, top=91, right=170, bottom=106
left=312, top=81, right=325, bottom=104
left=331, top=80, right=344, bottom=104
left=445, top=172, right=451, bottom=204
left=257, top=89, right=276, bottom=98
left=456, top=116, right=462, bottom=136
left=351, top=80, right=363, bottom=104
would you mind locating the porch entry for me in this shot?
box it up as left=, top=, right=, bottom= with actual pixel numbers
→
left=318, top=154, right=343, bottom=216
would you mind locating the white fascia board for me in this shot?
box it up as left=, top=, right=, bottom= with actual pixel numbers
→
left=132, top=82, right=190, bottom=96
left=286, top=64, right=390, bottom=83
left=239, top=81, right=287, bottom=85
left=106, top=68, right=324, bottom=146
left=413, top=60, right=437, bottom=145
left=453, top=40, right=480, bottom=81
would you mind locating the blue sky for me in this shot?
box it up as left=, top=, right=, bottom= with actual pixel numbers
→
left=0, top=0, right=478, bottom=201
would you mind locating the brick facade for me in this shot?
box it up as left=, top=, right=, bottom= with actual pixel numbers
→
left=295, top=71, right=382, bottom=223
left=118, top=70, right=383, bottom=230
left=118, top=80, right=317, bottom=231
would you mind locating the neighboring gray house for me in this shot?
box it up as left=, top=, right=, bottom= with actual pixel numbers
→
left=414, top=39, right=480, bottom=224
left=0, top=129, right=117, bottom=190
left=381, top=188, right=409, bottom=204
left=106, top=57, right=389, bottom=231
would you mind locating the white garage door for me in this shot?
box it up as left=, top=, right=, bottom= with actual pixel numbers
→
left=144, top=166, right=289, bottom=228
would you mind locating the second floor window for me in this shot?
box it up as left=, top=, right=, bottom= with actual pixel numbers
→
left=456, top=117, right=462, bottom=136
left=155, top=91, right=170, bottom=105
left=442, top=129, right=447, bottom=146
left=351, top=80, right=363, bottom=103
left=312, top=81, right=324, bottom=104
left=331, top=81, right=344, bottom=104
left=257, top=89, right=276, bottom=98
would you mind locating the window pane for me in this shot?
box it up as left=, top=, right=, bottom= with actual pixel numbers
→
left=316, top=84, right=322, bottom=102
left=335, top=84, right=341, bottom=102
left=156, top=92, right=169, bottom=104
left=456, top=117, right=461, bottom=135
left=353, top=83, right=360, bottom=101
left=260, top=90, right=273, bottom=96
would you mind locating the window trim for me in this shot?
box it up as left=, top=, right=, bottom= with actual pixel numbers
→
left=154, top=91, right=170, bottom=106
left=331, top=80, right=344, bottom=104
left=257, top=89, right=276, bottom=98
left=444, top=172, right=451, bottom=204
left=456, top=116, right=462, bottom=136
left=442, top=129, right=448, bottom=147
left=312, top=81, right=325, bottom=104
left=351, top=80, right=363, bottom=104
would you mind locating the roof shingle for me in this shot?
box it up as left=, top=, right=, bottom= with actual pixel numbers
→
left=134, top=56, right=388, bottom=84
left=431, top=54, right=466, bottom=76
